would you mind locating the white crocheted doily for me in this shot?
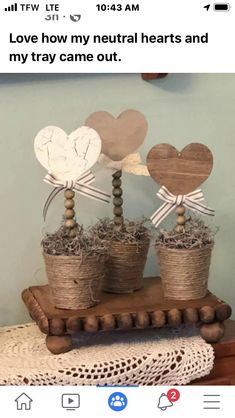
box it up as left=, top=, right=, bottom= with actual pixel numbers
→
left=0, top=323, right=214, bottom=386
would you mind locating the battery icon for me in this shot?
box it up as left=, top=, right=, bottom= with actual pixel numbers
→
left=213, top=3, right=231, bottom=11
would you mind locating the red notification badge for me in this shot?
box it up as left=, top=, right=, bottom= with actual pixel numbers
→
left=167, top=388, right=180, bottom=402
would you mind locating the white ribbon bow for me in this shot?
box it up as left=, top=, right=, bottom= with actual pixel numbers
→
left=151, top=185, right=214, bottom=228
left=43, top=170, right=110, bottom=220
left=98, top=153, right=150, bottom=176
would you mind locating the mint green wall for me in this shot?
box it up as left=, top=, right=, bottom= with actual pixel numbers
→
left=0, top=73, right=234, bottom=326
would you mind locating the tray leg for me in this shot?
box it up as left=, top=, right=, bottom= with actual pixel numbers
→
left=200, top=321, right=225, bottom=343
left=46, top=334, right=73, bottom=354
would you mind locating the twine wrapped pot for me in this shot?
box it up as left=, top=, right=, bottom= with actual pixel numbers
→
left=157, top=244, right=213, bottom=300
left=103, top=238, right=150, bottom=293
left=43, top=253, right=106, bottom=310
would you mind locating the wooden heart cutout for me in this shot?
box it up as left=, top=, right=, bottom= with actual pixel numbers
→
left=147, top=143, right=213, bottom=195
left=34, top=126, right=101, bottom=181
left=85, top=109, right=148, bottom=161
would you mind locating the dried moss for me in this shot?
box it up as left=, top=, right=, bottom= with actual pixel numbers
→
left=42, top=224, right=107, bottom=257
left=91, top=217, right=152, bottom=244
left=156, top=216, right=216, bottom=250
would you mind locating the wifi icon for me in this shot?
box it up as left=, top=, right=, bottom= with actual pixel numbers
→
left=4, top=3, right=18, bottom=12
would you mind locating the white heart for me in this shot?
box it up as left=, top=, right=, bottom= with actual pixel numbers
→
left=34, top=126, right=101, bottom=181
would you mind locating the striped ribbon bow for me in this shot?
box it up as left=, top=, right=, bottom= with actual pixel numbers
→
left=43, top=170, right=110, bottom=220
left=150, top=185, right=214, bottom=228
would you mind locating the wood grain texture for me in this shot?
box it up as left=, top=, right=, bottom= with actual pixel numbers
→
left=22, top=278, right=232, bottom=346
left=85, top=109, right=148, bottom=161
left=24, top=278, right=230, bottom=320
left=147, top=143, right=213, bottom=194
left=22, top=288, right=49, bottom=334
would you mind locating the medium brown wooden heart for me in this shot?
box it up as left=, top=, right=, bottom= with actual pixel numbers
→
left=147, top=143, right=213, bottom=195
left=85, top=110, right=148, bottom=161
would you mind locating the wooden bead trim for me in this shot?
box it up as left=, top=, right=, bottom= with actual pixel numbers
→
left=60, top=305, right=228, bottom=335
left=66, top=317, right=82, bottom=332
left=151, top=310, right=166, bottom=328
left=50, top=318, right=66, bottom=336
left=175, top=205, right=186, bottom=232
left=167, top=309, right=182, bottom=327
left=65, top=209, right=75, bottom=219
left=84, top=316, right=99, bottom=332
left=117, top=313, right=133, bottom=329
left=34, top=304, right=232, bottom=336
left=113, top=207, right=123, bottom=216
left=113, top=216, right=124, bottom=225
left=64, top=189, right=77, bottom=237
left=100, top=314, right=116, bottom=330
left=176, top=206, right=185, bottom=215
left=135, top=311, right=150, bottom=328
left=113, top=188, right=123, bottom=197
left=199, top=306, right=215, bottom=323
left=22, top=287, right=231, bottom=345
left=215, top=304, right=232, bottom=321
left=64, top=190, right=75, bottom=199
left=64, top=199, right=75, bottom=209
left=112, top=170, right=124, bottom=230
left=112, top=179, right=122, bottom=187
left=113, top=197, right=123, bottom=207
left=65, top=219, right=76, bottom=229
left=183, top=308, right=198, bottom=324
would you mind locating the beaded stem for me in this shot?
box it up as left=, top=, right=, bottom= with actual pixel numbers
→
left=112, top=170, right=124, bottom=231
left=175, top=205, right=186, bottom=233
left=64, top=189, right=77, bottom=238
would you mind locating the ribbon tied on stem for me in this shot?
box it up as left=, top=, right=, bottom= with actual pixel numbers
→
left=151, top=186, right=214, bottom=228
left=43, top=170, right=110, bottom=221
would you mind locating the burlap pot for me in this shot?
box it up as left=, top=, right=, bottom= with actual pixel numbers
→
left=103, top=238, right=150, bottom=293
left=156, top=244, right=213, bottom=300
left=43, top=253, right=106, bottom=310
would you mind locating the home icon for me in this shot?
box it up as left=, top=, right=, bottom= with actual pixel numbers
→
left=15, top=393, right=33, bottom=410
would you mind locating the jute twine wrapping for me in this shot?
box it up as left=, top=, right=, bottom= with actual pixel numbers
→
left=103, top=239, right=150, bottom=294
left=157, top=244, right=213, bottom=300
left=43, top=253, right=106, bottom=310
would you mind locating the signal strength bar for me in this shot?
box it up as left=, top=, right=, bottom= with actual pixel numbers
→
left=4, top=3, right=17, bottom=12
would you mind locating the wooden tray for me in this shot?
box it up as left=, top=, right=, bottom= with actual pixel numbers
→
left=22, top=277, right=232, bottom=354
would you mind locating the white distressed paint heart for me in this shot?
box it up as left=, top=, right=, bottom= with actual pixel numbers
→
left=34, top=126, right=101, bottom=181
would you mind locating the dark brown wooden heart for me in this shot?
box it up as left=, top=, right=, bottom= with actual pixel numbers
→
left=85, top=110, right=148, bottom=161
left=147, top=143, right=213, bottom=195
